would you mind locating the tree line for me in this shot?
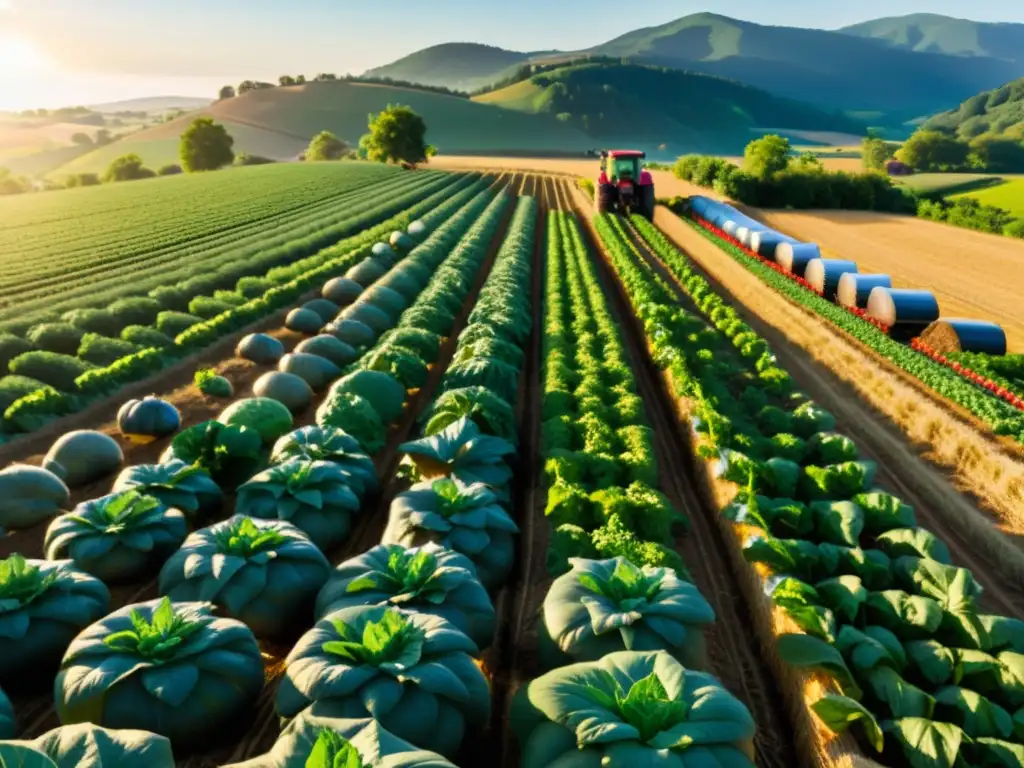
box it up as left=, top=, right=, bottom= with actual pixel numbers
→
left=862, top=131, right=1024, bottom=174
left=218, top=74, right=469, bottom=101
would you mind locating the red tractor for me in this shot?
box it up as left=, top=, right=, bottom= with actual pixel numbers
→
left=594, top=149, right=655, bottom=220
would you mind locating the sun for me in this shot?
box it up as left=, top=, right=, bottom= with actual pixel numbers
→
left=0, top=35, right=49, bottom=72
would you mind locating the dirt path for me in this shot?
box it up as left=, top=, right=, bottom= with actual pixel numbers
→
left=563, top=179, right=799, bottom=768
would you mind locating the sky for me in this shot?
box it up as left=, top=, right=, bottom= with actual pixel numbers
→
left=3, top=0, right=1024, bottom=110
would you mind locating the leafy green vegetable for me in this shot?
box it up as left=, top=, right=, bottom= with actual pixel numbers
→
left=270, top=426, right=378, bottom=499
left=399, top=416, right=514, bottom=489
left=161, top=420, right=264, bottom=490
left=422, top=387, right=517, bottom=444
left=315, top=391, right=387, bottom=455
left=811, top=694, right=884, bottom=752
left=882, top=718, right=964, bottom=768
left=776, top=633, right=861, bottom=698
left=218, top=398, right=294, bottom=445
left=0, top=722, right=176, bottom=767
left=111, top=460, right=222, bottom=523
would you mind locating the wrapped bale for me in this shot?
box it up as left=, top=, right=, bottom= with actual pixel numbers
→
left=776, top=242, right=822, bottom=277
left=837, top=273, right=892, bottom=309
left=867, top=288, right=940, bottom=331
left=920, top=319, right=1007, bottom=356
left=749, top=231, right=797, bottom=260
left=735, top=226, right=766, bottom=248
left=689, top=196, right=712, bottom=217
left=805, top=259, right=859, bottom=300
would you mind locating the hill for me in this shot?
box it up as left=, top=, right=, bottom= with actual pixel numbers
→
left=584, top=12, right=1022, bottom=118
left=474, top=62, right=863, bottom=154
left=839, top=14, right=1024, bottom=62
left=921, top=76, right=1024, bottom=140
left=87, top=96, right=213, bottom=114
left=52, top=80, right=590, bottom=176
left=362, top=44, right=530, bottom=92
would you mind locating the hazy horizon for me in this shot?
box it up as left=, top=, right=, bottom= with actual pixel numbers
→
left=4, top=0, right=1024, bottom=111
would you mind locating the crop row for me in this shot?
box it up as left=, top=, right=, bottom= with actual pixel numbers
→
left=0, top=174, right=483, bottom=437
left=0, top=178, right=515, bottom=765
left=677, top=209, right=1024, bottom=443
left=596, top=212, right=1024, bottom=768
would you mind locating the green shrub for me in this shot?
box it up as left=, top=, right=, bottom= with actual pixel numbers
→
left=1004, top=219, right=1024, bottom=239
left=9, top=351, right=94, bottom=391
left=109, top=297, right=162, bottom=326
left=157, top=164, right=182, bottom=176
left=148, top=285, right=191, bottom=311
left=0, top=375, right=49, bottom=412
left=156, top=311, right=203, bottom=337
left=61, top=308, right=121, bottom=337
left=189, top=296, right=235, bottom=319
left=236, top=276, right=272, bottom=298
left=213, top=290, right=246, bottom=306
left=121, top=325, right=174, bottom=348
left=0, top=333, right=34, bottom=373
left=26, top=323, right=86, bottom=355
left=77, top=333, right=141, bottom=366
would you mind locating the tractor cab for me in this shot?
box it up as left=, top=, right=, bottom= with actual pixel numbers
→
left=595, top=149, right=655, bottom=220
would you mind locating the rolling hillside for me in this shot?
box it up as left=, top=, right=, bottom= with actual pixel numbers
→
left=86, top=96, right=213, bottom=113
left=922, top=76, right=1024, bottom=140
left=362, top=43, right=531, bottom=92
left=475, top=62, right=863, bottom=154
left=839, top=13, right=1024, bottom=61
left=51, top=81, right=590, bottom=176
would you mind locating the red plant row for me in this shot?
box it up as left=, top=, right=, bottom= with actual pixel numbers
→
left=910, top=338, right=1024, bottom=412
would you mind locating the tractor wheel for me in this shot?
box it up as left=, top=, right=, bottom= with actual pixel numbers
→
left=638, top=184, right=655, bottom=221
left=596, top=184, right=615, bottom=214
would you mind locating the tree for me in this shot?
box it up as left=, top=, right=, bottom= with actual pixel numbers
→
left=295, top=74, right=306, bottom=84
left=0, top=168, right=28, bottom=195
left=103, top=154, right=155, bottom=183
left=743, top=135, right=791, bottom=180
left=238, top=80, right=273, bottom=94
left=896, top=130, right=969, bottom=171
left=218, top=85, right=236, bottom=101
left=862, top=136, right=895, bottom=171
left=967, top=136, right=1024, bottom=173
left=70, top=132, right=93, bottom=147
left=179, top=117, right=235, bottom=172
left=65, top=173, right=100, bottom=188
left=95, top=129, right=113, bottom=146
left=314, top=73, right=337, bottom=82
left=305, top=131, right=348, bottom=161
left=279, top=75, right=296, bottom=86
left=359, top=105, right=435, bottom=167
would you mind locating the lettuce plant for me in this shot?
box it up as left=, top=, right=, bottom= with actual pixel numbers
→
left=383, top=478, right=518, bottom=589
left=270, top=426, right=378, bottom=500
left=315, top=391, right=387, bottom=455
left=111, top=459, right=223, bottom=523
left=55, top=597, right=263, bottom=749
left=276, top=605, right=489, bottom=758
left=160, top=419, right=264, bottom=490
left=421, top=386, right=517, bottom=444
left=44, top=491, right=188, bottom=583
left=223, top=713, right=456, bottom=767
left=314, top=543, right=495, bottom=649
left=512, top=650, right=756, bottom=766
left=0, top=554, right=110, bottom=683
left=542, top=557, right=715, bottom=669
left=236, top=460, right=360, bottom=551
left=158, top=515, right=331, bottom=640
left=0, top=722, right=175, bottom=767
left=0, top=683, right=12, bottom=739
left=399, top=417, right=514, bottom=489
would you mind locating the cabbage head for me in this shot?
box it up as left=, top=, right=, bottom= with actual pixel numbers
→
left=159, top=516, right=331, bottom=640
left=0, top=722, right=175, bottom=767
left=0, top=554, right=110, bottom=683
left=271, top=426, right=379, bottom=499
left=511, top=650, right=756, bottom=767
left=541, top=557, right=714, bottom=670
left=55, top=597, right=263, bottom=749
left=275, top=605, right=489, bottom=758
left=399, top=417, right=514, bottom=489
left=316, top=391, right=387, bottom=455
left=235, top=460, right=360, bottom=552
left=160, top=420, right=264, bottom=491
left=223, top=714, right=455, bottom=767
left=383, top=478, right=518, bottom=589
left=422, top=386, right=516, bottom=444
left=111, top=460, right=223, bottom=523
left=314, top=543, right=495, bottom=649
left=44, top=491, right=187, bottom=583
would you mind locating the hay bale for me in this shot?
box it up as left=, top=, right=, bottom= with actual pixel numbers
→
left=921, top=319, right=1007, bottom=355
left=836, top=273, right=892, bottom=308
left=867, top=288, right=940, bottom=329
left=805, top=259, right=859, bottom=300
left=749, top=231, right=796, bottom=260
left=776, top=243, right=822, bottom=277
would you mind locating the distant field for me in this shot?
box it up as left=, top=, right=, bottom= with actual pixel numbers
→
left=951, top=178, right=1024, bottom=215
left=896, top=172, right=1005, bottom=196
left=50, top=81, right=588, bottom=177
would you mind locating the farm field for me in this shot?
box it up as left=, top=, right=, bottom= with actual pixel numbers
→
left=0, top=167, right=1022, bottom=768
left=951, top=176, right=1024, bottom=215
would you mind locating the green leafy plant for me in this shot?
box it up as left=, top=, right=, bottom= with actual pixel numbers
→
left=421, top=386, right=517, bottom=444
left=0, top=722, right=176, bottom=767
left=44, top=491, right=187, bottom=583
left=314, top=543, right=495, bottom=648
left=194, top=368, right=232, bottom=397
left=399, top=416, right=514, bottom=488
left=270, top=426, right=378, bottom=499
left=161, top=419, right=264, bottom=490
left=111, top=459, right=223, bottom=522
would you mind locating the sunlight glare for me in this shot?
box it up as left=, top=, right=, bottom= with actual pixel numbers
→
left=0, top=35, right=49, bottom=73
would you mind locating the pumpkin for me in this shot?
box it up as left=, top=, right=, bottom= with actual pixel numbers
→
left=408, top=220, right=427, bottom=240
left=278, top=353, right=341, bottom=393
left=253, top=371, right=313, bottom=414
left=338, top=302, right=393, bottom=334
left=294, top=335, right=356, bottom=367
left=321, top=278, right=362, bottom=307
left=344, top=259, right=387, bottom=287
left=323, top=319, right=375, bottom=348
left=43, top=431, right=123, bottom=489
left=0, top=464, right=69, bottom=531
left=371, top=242, right=396, bottom=261
left=362, top=286, right=407, bottom=319
left=389, top=231, right=415, bottom=252
left=116, top=397, right=180, bottom=444
left=285, top=308, right=323, bottom=335
left=236, top=333, right=284, bottom=365
left=218, top=398, right=294, bottom=445
left=301, top=298, right=340, bottom=324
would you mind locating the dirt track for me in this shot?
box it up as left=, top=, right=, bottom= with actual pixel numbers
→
left=434, top=156, right=1024, bottom=353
